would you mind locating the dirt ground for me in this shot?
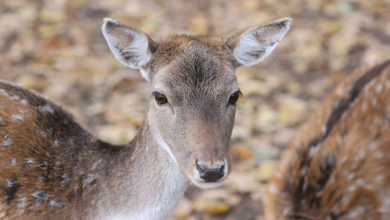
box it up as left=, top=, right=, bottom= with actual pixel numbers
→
left=1, top=0, right=390, bottom=219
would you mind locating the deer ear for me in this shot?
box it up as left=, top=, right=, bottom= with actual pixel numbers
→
left=102, top=18, right=158, bottom=80
left=227, top=18, right=291, bottom=67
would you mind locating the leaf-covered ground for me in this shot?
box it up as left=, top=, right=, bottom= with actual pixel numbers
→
left=1, top=0, right=390, bottom=219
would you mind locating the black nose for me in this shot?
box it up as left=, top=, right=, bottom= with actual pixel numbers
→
left=195, top=160, right=225, bottom=182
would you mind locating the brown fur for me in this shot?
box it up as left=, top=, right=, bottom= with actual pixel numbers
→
left=0, top=81, right=120, bottom=219
left=265, top=60, right=390, bottom=220
left=149, top=35, right=237, bottom=77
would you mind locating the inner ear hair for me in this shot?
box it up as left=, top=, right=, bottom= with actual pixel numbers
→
left=227, top=18, right=291, bottom=67
left=102, top=18, right=158, bottom=80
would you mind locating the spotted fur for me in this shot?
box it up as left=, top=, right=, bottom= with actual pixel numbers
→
left=266, top=60, right=390, bottom=220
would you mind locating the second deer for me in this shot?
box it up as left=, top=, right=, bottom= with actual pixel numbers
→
left=266, top=60, right=390, bottom=220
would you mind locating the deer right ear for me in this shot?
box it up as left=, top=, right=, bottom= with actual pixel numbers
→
left=102, top=18, right=158, bottom=81
left=227, top=18, right=291, bottom=67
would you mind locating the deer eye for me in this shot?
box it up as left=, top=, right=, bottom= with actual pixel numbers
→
left=229, top=90, right=241, bottom=105
left=152, top=91, right=168, bottom=105
left=228, top=90, right=241, bottom=105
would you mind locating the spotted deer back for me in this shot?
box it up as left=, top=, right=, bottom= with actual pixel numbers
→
left=266, top=60, right=390, bottom=220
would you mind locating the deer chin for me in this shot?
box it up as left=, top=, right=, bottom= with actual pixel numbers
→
left=190, top=179, right=224, bottom=189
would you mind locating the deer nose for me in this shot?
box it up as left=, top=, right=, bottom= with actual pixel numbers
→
left=195, top=160, right=225, bottom=182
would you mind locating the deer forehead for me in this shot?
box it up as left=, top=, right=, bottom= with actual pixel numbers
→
left=151, top=39, right=238, bottom=102
left=151, top=35, right=233, bottom=65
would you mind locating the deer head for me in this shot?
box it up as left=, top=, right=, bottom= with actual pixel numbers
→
left=102, top=18, right=291, bottom=189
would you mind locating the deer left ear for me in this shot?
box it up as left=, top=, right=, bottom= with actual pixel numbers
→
left=102, top=18, right=158, bottom=81
left=227, top=18, right=291, bottom=67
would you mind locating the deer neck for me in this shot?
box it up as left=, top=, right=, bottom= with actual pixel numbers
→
left=93, top=118, right=188, bottom=220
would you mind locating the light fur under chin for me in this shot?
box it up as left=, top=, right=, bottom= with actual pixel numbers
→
left=191, top=180, right=224, bottom=189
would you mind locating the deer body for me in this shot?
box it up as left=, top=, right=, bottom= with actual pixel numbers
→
left=266, top=60, right=390, bottom=220
left=0, top=18, right=291, bottom=219
left=0, top=81, right=187, bottom=220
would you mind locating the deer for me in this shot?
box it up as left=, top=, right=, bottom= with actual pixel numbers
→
left=0, top=17, right=291, bottom=219
left=265, top=59, right=390, bottom=220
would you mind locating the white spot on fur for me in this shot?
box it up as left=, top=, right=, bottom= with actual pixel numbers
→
left=24, top=158, right=34, bottom=168
left=11, top=114, right=24, bottom=121
left=32, top=191, right=49, bottom=209
left=10, top=95, right=20, bottom=100
left=6, top=179, right=13, bottom=187
left=20, top=99, right=28, bottom=104
left=321, top=125, right=326, bottom=134
left=378, top=198, right=390, bottom=213
left=376, top=84, right=383, bottom=93
left=39, top=176, right=47, bottom=182
left=0, top=89, right=8, bottom=96
left=61, top=176, right=70, bottom=186
left=18, top=197, right=26, bottom=208
left=375, top=175, right=385, bottom=184
left=9, top=158, right=16, bottom=166
left=374, top=151, right=384, bottom=159
left=83, top=173, right=94, bottom=188
left=53, top=139, right=60, bottom=146
left=356, top=179, right=366, bottom=187
left=49, top=199, right=63, bottom=208
left=3, top=137, right=12, bottom=146
left=371, top=99, right=378, bottom=107
left=268, top=184, right=279, bottom=194
left=308, top=145, right=319, bottom=158
left=341, top=112, right=347, bottom=120
left=368, top=141, right=378, bottom=151
left=347, top=184, right=356, bottom=193
left=36, top=130, right=47, bottom=137
left=17, top=197, right=26, bottom=214
left=346, top=206, right=364, bottom=218
left=32, top=190, right=49, bottom=200
left=39, top=104, right=54, bottom=114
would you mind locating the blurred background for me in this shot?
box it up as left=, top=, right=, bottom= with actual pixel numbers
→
left=1, top=0, right=390, bottom=219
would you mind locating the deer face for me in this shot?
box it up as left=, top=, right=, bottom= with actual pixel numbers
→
left=102, top=18, right=291, bottom=188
